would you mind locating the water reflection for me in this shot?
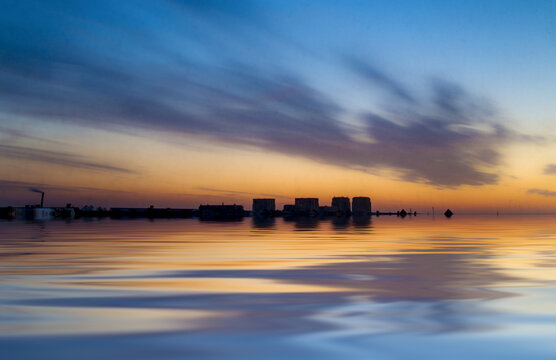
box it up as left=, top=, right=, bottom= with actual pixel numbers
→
left=252, top=216, right=276, bottom=229
left=1, top=216, right=556, bottom=359
left=352, top=215, right=371, bottom=228
left=289, top=216, right=320, bottom=230
left=283, top=215, right=373, bottom=232
left=331, top=216, right=350, bottom=229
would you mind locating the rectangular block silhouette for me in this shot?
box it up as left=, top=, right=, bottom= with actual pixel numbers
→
left=294, top=198, right=319, bottom=215
left=352, top=197, right=371, bottom=215
left=332, top=197, right=351, bottom=214
left=252, top=199, right=276, bottom=214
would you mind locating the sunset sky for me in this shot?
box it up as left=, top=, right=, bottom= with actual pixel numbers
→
left=1, top=0, right=556, bottom=212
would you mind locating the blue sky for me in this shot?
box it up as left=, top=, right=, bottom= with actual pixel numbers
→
left=1, top=0, right=556, bottom=209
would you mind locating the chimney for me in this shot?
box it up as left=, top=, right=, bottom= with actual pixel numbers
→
left=40, top=192, right=44, bottom=208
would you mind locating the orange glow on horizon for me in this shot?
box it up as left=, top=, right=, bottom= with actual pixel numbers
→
left=2, top=126, right=556, bottom=212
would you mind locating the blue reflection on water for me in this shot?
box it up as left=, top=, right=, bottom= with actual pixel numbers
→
left=1, top=216, right=556, bottom=359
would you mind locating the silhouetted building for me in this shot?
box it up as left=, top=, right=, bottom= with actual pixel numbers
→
left=352, top=197, right=371, bottom=215
left=0, top=207, right=14, bottom=219
left=331, top=196, right=351, bottom=215
left=283, top=204, right=295, bottom=216
left=252, top=198, right=275, bottom=215
left=319, top=206, right=335, bottom=216
left=199, top=204, right=244, bottom=220
left=14, top=206, right=56, bottom=220
left=295, top=198, right=319, bottom=216
left=444, top=209, right=454, bottom=218
left=77, top=206, right=109, bottom=218
left=110, top=208, right=148, bottom=217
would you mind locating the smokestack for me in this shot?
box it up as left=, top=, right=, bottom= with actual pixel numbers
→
left=28, top=188, right=45, bottom=207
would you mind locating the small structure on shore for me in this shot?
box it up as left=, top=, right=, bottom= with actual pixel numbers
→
left=282, top=204, right=295, bottom=216
left=9, top=205, right=74, bottom=220
left=13, top=188, right=58, bottom=220
left=352, top=197, right=372, bottom=215
left=444, top=209, right=454, bottom=218
left=13, top=206, right=55, bottom=220
left=252, top=199, right=276, bottom=216
left=319, top=206, right=335, bottom=216
left=199, top=204, right=244, bottom=220
left=0, top=207, right=14, bottom=219
left=110, top=206, right=194, bottom=219
left=295, top=198, right=319, bottom=216
left=331, top=197, right=351, bottom=216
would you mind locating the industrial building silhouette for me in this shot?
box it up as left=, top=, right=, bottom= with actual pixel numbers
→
left=1, top=192, right=454, bottom=220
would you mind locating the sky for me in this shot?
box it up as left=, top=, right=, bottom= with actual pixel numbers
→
left=1, top=0, right=556, bottom=212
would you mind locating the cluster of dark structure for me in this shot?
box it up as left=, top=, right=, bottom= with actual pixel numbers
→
left=0, top=204, right=196, bottom=221
left=278, top=196, right=372, bottom=217
left=0, top=190, right=454, bottom=220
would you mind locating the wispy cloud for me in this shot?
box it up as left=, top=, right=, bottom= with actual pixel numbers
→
left=347, top=57, right=416, bottom=103
left=528, top=188, right=556, bottom=197
left=195, top=187, right=290, bottom=199
left=0, top=145, right=135, bottom=174
left=543, top=164, right=556, bottom=175
left=0, top=1, right=539, bottom=187
left=0, top=126, right=63, bottom=145
left=0, top=179, right=133, bottom=193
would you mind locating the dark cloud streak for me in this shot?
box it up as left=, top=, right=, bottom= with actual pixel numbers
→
left=195, top=187, right=290, bottom=200
left=0, top=144, right=135, bottom=174
left=347, top=57, right=416, bottom=103
left=0, top=1, right=534, bottom=187
left=528, top=188, right=556, bottom=197
left=543, top=164, right=556, bottom=175
left=0, top=179, right=134, bottom=194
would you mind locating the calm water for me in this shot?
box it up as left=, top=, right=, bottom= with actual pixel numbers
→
left=1, top=216, right=556, bottom=359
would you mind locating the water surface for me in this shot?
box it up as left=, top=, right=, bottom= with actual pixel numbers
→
left=1, top=216, right=556, bottom=359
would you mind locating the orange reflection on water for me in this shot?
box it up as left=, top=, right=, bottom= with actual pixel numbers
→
left=0, top=306, right=227, bottom=336
left=63, top=278, right=349, bottom=293
left=1, top=215, right=556, bottom=298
